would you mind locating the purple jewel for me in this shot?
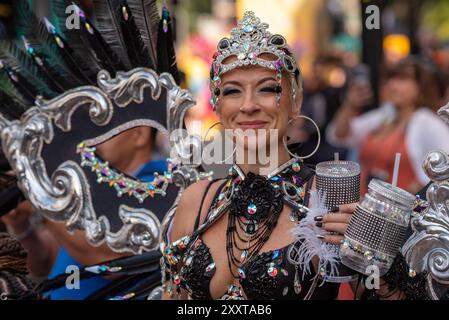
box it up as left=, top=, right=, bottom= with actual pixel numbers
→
left=78, top=8, right=86, bottom=19
left=84, top=152, right=93, bottom=161
left=275, top=59, right=283, bottom=70
left=118, top=180, right=127, bottom=188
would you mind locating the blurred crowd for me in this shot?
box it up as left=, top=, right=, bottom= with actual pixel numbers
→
left=300, top=54, right=449, bottom=195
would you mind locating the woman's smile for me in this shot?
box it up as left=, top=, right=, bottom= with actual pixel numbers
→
left=236, top=120, right=270, bottom=130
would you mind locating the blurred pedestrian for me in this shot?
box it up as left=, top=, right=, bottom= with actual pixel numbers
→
left=327, top=58, right=449, bottom=194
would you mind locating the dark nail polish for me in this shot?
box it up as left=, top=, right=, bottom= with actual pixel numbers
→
left=314, top=216, right=323, bottom=222
left=315, top=222, right=323, bottom=228
left=330, top=206, right=339, bottom=213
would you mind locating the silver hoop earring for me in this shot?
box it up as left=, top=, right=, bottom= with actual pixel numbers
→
left=283, top=115, right=321, bottom=160
left=202, top=121, right=236, bottom=164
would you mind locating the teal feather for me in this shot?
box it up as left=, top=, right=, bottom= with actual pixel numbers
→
left=15, top=0, right=84, bottom=89
left=0, top=40, right=57, bottom=99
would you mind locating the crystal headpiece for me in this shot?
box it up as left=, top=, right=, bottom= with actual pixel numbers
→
left=210, top=11, right=300, bottom=110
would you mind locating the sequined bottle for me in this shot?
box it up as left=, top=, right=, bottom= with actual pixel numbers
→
left=315, top=160, right=361, bottom=283
left=340, top=179, right=415, bottom=276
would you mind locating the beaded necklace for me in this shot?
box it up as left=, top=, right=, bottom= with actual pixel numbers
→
left=223, top=157, right=309, bottom=278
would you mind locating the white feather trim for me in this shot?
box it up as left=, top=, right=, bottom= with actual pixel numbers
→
left=289, top=190, right=340, bottom=280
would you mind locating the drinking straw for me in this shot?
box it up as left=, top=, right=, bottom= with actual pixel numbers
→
left=334, top=153, right=339, bottom=161
left=392, top=153, right=401, bottom=187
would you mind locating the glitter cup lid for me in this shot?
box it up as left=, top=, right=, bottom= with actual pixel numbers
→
left=368, top=179, right=415, bottom=208
left=315, top=161, right=360, bottom=178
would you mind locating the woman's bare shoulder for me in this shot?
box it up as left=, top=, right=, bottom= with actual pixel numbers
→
left=169, top=178, right=226, bottom=241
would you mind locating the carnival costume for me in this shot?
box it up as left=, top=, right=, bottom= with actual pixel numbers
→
left=160, top=12, right=449, bottom=300
left=0, top=3, right=448, bottom=300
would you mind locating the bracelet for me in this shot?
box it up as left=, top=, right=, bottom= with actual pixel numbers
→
left=7, top=222, right=36, bottom=241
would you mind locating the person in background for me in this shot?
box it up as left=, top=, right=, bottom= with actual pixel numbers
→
left=1, top=126, right=166, bottom=299
left=327, top=57, right=449, bottom=195
left=299, top=56, right=348, bottom=164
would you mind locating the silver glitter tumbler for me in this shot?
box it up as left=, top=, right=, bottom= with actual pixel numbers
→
left=315, top=160, right=361, bottom=283
left=340, top=179, right=415, bottom=276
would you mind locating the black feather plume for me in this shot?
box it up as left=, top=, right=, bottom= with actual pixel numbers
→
left=92, top=0, right=133, bottom=70
left=157, top=5, right=180, bottom=84
left=0, top=70, right=30, bottom=119
left=0, top=89, right=29, bottom=120
left=75, top=4, right=126, bottom=75
left=119, top=2, right=155, bottom=69
left=42, top=17, right=93, bottom=85
left=51, top=0, right=104, bottom=84
left=124, top=0, right=160, bottom=67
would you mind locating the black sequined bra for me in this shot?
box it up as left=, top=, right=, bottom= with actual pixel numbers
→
left=162, top=164, right=340, bottom=300
left=180, top=234, right=339, bottom=300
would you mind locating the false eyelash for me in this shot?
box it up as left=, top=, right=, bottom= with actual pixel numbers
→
left=223, top=88, right=240, bottom=96
left=260, top=86, right=277, bottom=93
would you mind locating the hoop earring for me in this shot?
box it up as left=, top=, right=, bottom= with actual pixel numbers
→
left=283, top=115, right=321, bottom=160
left=202, top=121, right=236, bottom=164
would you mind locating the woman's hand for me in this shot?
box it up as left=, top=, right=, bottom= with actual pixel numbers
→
left=343, top=81, right=373, bottom=112
left=316, top=203, right=358, bottom=245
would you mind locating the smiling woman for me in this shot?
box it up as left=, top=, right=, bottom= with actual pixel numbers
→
left=160, top=11, right=354, bottom=301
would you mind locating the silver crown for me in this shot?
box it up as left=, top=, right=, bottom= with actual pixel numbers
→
left=212, top=11, right=298, bottom=77
left=209, top=12, right=299, bottom=110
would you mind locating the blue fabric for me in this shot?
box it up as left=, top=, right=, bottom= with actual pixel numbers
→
left=44, top=159, right=167, bottom=300
left=133, top=159, right=168, bottom=182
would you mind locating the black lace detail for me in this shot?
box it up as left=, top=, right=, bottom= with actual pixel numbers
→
left=180, top=238, right=215, bottom=300
left=229, top=172, right=283, bottom=221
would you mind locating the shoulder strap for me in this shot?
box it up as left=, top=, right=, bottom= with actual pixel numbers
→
left=303, top=174, right=315, bottom=207
left=193, top=178, right=221, bottom=231
left=193, top=179, right=229, bottom=235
